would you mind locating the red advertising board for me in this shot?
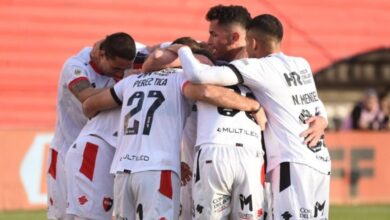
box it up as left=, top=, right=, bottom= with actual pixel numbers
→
left=0, top=131, right=389, bottom=210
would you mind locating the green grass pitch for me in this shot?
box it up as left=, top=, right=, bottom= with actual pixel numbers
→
left=0, top=205, right=389, bottom=219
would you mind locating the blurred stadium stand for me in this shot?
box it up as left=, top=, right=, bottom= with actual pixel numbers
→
left=316, top=48, right=390, bottom=130
left=0, top=0, right=389, bottom=130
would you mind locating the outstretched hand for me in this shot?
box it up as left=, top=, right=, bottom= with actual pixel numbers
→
left=300, top=116, right=328, bottom=147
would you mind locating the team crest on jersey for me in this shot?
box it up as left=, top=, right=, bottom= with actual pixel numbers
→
left=102, top=197, right=113, bottom=212
left=74, top=68, right=82, bottom=76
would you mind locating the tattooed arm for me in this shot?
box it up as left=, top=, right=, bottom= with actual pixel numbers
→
left=69, top=79, right=105, bottom=103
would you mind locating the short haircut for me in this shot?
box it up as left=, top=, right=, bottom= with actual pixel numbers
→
left=206, top=5, right=251, bottom=28
left=192, top=47, right=216, bottom=65
left=172, top=37, right=199, bottom=48
left=100, top=32, right=136, bottom=61
left=246, top=14, right=284, bottom=42
left=172, top=36, right=216, bottom=64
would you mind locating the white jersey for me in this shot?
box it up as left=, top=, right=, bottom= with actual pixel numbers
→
left=229, top=53, right=330, bottom=174
left=78, top=108, right=121, bottom=148
left=51, top=47, right=115, bottom=155
left=181, top=105, right=197, bottom=165
left=196, top=85, right=262, bottom=148
left=110, top=68, right=190, bottom=176
left=178, top=48, right=330, bottom=174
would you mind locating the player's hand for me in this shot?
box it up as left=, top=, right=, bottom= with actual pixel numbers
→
left=251, top=107, right=267, bottom=130
left=300, top=116, right=327, bottom=147
left=180, top=162, right=192, bottom=186
left=166, top=44, right=185, bottom=54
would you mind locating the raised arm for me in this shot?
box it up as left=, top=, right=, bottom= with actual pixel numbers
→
left=142, top=47, right=181, bottom=72
left=178, top=46, right=240, bottom=86
left=82, top=88, right=119, bottom=118
left=183, top=83, right=260, bottom=112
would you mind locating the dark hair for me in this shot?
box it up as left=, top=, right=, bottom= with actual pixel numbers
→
left=192, top=48, right=216, bottom=65
left=246, top=14, right=283, bottom=42
left=172, top=36, right=216, bottom=64
left=206, top=5, right=251, bottom=28
left=100, top=32, right=136, bottom=61
left=172, top=37, right=199, bottom=48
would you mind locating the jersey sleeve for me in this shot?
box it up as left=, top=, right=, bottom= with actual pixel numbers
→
left=112, top=77, right=129, bottom=105
left=63, top=62, right=90, bottom=89
left=229, top=58, right=267, bottom=90
left=176, top=72, right=189, bottom=93
left=178, top=46, right=240, bottom=86
left=315, top=99, right=328, bottom=123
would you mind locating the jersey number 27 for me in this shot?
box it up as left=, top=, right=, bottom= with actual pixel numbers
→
left=123, top=90, right=165, bottom=135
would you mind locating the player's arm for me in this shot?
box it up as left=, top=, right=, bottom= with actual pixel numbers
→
left=142, top=47, right=181, bottom=72
left=251, top=107, right=268, bottom=130
left=69, top=79, right=105, bottom=103
left=82, top=87, right=120, bottom=118
left=177, top=46, right=240, bottom=86
left=183, top=83, right=260, bottom=112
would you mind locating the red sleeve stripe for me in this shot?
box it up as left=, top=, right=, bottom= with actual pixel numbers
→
left=181, top=80, right=190, bottom=92
left=67, top=77, right=89, bottom=89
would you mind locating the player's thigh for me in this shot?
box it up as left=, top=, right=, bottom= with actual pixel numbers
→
left=114, top=171, right=181, bottom=220
left=113, top=172, right=135, bottom=220
left=231, top=147, right=265, bottom=220
left=179, top=180, right=192, bottom=220
left=192, top=145, right=233, bottom=220
left=270, top=162, right=330, bottom=220
left=65, top=135, right=115, bottom=219
left=134, top=170, right=181, bottom=220
left=47, top=147, right=67, bottom=219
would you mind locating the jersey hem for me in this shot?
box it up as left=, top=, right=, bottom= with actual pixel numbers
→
left=267, top=159, right=331, bottom=175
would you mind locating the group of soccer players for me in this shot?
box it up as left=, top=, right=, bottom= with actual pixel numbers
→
left=47, top=4, right=331, bottom=220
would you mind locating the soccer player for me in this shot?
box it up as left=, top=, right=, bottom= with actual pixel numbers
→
left=190, top=5, right=266, bottom=220
left=82, top=47, right=261, bottom=220
left=47, top=32, right=136, bottom=220
left=64, top=72, right=144, bottom=219
left=145, top=6, right=267, bottom=219
left=176, top=14, right=331, bottom=220
left=65, top=107, right=121, bottom=220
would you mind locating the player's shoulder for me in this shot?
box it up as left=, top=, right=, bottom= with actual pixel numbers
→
left=278, top=53, right=309, bottom=66
left=151, top=68, right=183, bottom=77
left=135, top=42, right=149, bottom=55
left=64, top=47, right=92, bottom=68
left=230, top=58, right=256, bottom=66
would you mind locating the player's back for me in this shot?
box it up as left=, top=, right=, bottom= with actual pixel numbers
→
left=231, top=53, right=330, bottom=174
left=78, top=108, right=121, bottom=148
left=111, top=68, right=190, bottom=176
left=196, top=85, right=262, bottom=148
